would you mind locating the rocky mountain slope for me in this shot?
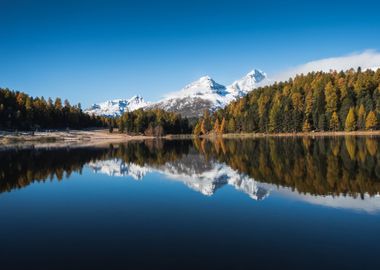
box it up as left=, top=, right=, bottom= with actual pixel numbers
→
left=85, top=69, right=267, bottom=118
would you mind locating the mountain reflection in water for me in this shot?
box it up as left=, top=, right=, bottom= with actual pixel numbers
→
left=1, top=137, right=380, bottom=212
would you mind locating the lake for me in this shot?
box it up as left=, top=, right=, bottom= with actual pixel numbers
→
left=1, top=137, right=380, bottom=270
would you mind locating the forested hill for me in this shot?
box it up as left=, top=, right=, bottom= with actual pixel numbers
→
left=0, top=88, right=106, bottom=130
left=194, top=68, right=380, bottom=134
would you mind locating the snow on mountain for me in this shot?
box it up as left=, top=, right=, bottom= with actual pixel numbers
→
left=84, top=70, right=267, bottom=118
left=84, top=95, right=149, bottom=117
left=227, top=69, right=268, bottom=97
left=164, top=76, right=229, bottom=102
left=147, top=70, right=267, bottom=117
left=146, top=76, right=234, bottom=117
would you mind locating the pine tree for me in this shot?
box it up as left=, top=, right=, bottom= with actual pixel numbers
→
left=345, top=107, right=356, bottom=131
left=325, top=82, right=338, bottom=114
left=200, top=110, right=211, bottom=134
left=213, top=118, right=220, bottom=135
left=119, top=120, right=125, bottom=133
left=302, top=119, right=311, bottom=132
left=227, top=118, right=236, bottom=133
left=357, top=104, right=366, bottom=130
left=220, top=117, right=226, bottom=135
left=269, top=98, right=281, bottom=133
left=329, top=112, right=339, bottom=131
left=365, top=111, right=377, bottom=130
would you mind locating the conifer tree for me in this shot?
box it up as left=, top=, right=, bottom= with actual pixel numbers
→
left=302, top=119, right=311, bottom=132
left=213, top=118, right=220, bottom=135
left=357, top=104, right=366, bottom=130
left=345, top=107, right=356, bottom=131
left=329, top=112, right=339, bottom=131
left=365, top=111, right=377, bottom=130
left=227, top=118, right=236, bottom=133
left=220, top=117, right=226, bottom=135
left=119, top=120, right=125, bottom=133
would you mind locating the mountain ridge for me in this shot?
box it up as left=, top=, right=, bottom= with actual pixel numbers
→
left=84, top=69, right=267, bottom=118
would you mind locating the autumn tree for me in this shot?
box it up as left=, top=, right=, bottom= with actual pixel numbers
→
left=345, top=107, right=356, bottom=131
left=213, top=118, right=220, bottom=135
left=329, top=112, right=339, bottom=131
left=365, top=111, right=377, bottom=130
left=220, top=117, right=226, bottom=134
left=302, top=119, right=311, bottom=132
left=227, top=118, right=236, bottom=133
left=357, top=104, right=366, bottom=130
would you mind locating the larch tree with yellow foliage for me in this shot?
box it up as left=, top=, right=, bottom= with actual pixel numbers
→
left=365, top=111, right=377, bottom=130
left=220, top=117, right=226, bottom=135
left=329, top=112, right=339, bottom=131
left=357, top=104, right=366, bottom=130
left=345, top=107, right=356, bottom=131
left=213, top=118, right=220, bottom=135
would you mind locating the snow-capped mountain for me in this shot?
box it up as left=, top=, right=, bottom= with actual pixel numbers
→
left=146, top=76, right=233, bottom=117
left=85, top=69, right=267, bottom=118
left=148, top=70, right=267, bottom=117
left=227, top=69, right=268, bottom=97
left=84, top=95, right=149, bottom=117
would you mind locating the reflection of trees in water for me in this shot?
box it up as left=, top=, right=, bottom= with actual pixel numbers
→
left=0, top=147, right=107, bottom=193
left=196, top=137, right=380, bottom=198
left=1, top=137, right=380, bottom=197
left=0, top=140, right=192, bottom=194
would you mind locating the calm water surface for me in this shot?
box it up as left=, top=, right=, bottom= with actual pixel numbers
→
left=1, top=137, right=380, bottom=270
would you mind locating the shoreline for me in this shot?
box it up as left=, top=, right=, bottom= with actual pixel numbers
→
left=1, top=129, right=380, bottom=147
left=217, top=130, right=380, bottom=138
left=0, top=129, right=153, bottom=147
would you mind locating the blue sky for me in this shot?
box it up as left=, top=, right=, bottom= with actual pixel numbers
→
left=1, top=0, right=380, bottom=107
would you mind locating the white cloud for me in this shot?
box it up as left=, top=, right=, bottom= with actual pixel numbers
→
left=273, top=50, right=380, bottom=82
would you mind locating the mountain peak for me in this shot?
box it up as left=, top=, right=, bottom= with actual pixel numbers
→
left=85, top=68, right=268, bottom=117
left=85, top=95, right=149, bottom=117
left=247, top=69, right=267, bottom=81
left=187, top=75, right=219, bottom=88
left=166, top=75, right=227, bottom=100
left=198, top=75, right=213, bottom=81
left=227, top=69, right=267, bottom=96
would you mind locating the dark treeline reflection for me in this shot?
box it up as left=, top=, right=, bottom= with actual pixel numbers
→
left=1, top=137, right=380, bottom=197
left=0, top=140, right=191, bottom=193
left=195, top=137, right=380, bottom=198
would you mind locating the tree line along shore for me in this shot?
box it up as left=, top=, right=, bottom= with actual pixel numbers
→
left=2, top=68, right=380, bottom=138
